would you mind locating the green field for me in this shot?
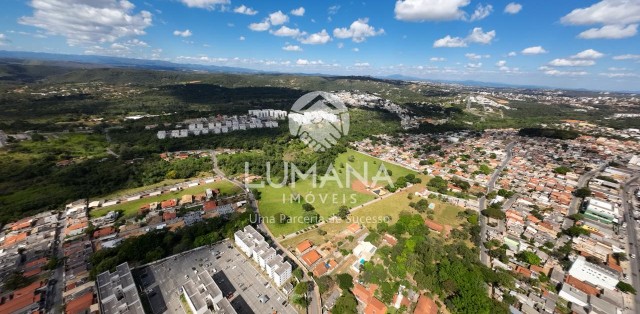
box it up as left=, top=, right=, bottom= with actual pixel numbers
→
left=90, top=180, right=242, bottom=218
left=258, top=149, right=418, bottom=236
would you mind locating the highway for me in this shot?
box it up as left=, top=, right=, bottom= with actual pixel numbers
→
left=622, top=173, right=640, bottom=312
left=479, top=141, right=515, bottom=266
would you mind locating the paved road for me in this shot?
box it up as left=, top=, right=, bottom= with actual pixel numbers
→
left=46, top=212, right=66, bottom=314
left=567, top=163, right=608, bottom=216
left=479, top=141, right=515, bottom=266
left=622, top=173, right=640, bottom=312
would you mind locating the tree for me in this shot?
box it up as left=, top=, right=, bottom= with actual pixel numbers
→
left=293, top=268, right=304, bottom=281
left=275, top=212, right=289, bottom=224
left=337, top=206, right=349, bottom=219
left=3, top=272, right=31, bottom=290
left=574, top=187, right=592, bottom=198
left=294, top=281, right=310, bottom=295
left=613, top=252, right=628, bottom=262
left=481, top=207, right=506, bottom=220
left=516, top=251, right=542, bottom=266
left=617, top=281, right=636, bottom=294
left=336, top=273, right=354, bottom=290
left=302, top=203, right=315, bottom=212
left=333, top=291, right=358, bottom=314
left=553, top=166, right=571, bottom=175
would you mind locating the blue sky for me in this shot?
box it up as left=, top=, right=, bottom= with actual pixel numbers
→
left=1, top=0, right=639, bottom=91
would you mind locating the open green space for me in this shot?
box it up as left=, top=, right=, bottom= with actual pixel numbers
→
left=259, top=149, right=418, bottom=237
left=90, top=180, right=242, bottom=218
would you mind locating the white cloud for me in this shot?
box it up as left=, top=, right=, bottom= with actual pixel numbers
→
left=394, top=0, right=471, bottom=21
left=354, top=62, right=370, bottom=67
left=469, top=4, right=492, bottom=22
left=333, top=18, right=384, bottom=43
left=0, top=33, right=9, bottom=45
left=270, top=26, right=303, bottom=37
left=613, top=54, right=640, bottom=60
left=173, top=29, right=192, bottom=37
left=296, top=59, right=324, bottom=65
left=248, top=19, right=270, bottom=31
left=337, top=42, right=344, bottom=48
left=549, top=58, right=596, bottom=66
left=239, top=36, right=245, bottom=40
left=328, top=5, right=341, bottom=15
left=561, top=0, right=640, bottom=40
left=19, top=0, right=153, bottom=45
left=269, top=11, right=289, bottom=26
left=521, top=46, right=547, bottom=55
left=126, top=39, right=148, bottom=47
left=466, top=27, right=495, bottom=44
left=496, top=60, right=507, bottom=67
left=430, top=57, right=446, bottom=62
left=299, top=29, right=331, bottom=44
left=608, top=67, right=627, bottom=71
left=465, top=53, right=490, bottom=60
left=282, top=44, right=303, bottom=51
left=507, top=51, right=517, bottom=57
left=561, top=0, right=640, bottom=26
left=433, top=35, right=467, bottom=48
left=291, top=7, right=305, bottom=16
left=599, top=72, right=639, bottom=78
left=179, top=0, right=228, bottom=9
left=466, top=62, right=482, bottom=68
left=571, top=49, right=604, bottom=59
left=352, top=47, right=359, bottom=52
left=504, top=2, right=522, bottom=14
left=234, top=5, right=258, bottom=15
left=578, top=24, right=638, bottom=39
left=543, top=69, right=588, bottom=76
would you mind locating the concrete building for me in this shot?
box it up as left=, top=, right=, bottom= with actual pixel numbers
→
left=234, top=225, right=292, bottom=287
left=96, top=263, right=144, bottom=314
left=584, top=198, right=619, bottom=224
left=558, top=285, right=588, bottom=307
left=567, top=256, right=619, bottom=291
left=181, top=270, right=236, bottom=314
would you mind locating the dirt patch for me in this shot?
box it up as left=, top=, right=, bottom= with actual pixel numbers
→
left=351, top=179, right=374, bottom=195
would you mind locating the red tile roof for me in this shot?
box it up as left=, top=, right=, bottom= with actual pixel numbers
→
left=93, top=227, right=115, bottom=238
left=65, top=291, right=94, bottom=314
left=203, top=200, right=218, bottom=212
left=296, top=240, right=313, bottom=254
left=424, top=219, right=444, bottom=233
left=414, top=295, right=437, bottom=314
left=347, top=223, right=361, bottom=233
left=301, top=249, right=321, bottom=266
left=565, top=275, right=600, bottom=296
left=161, top=199, right=177, bottom=208
left=163, top=211, right=177, bottom=221
left=364, top=297, right=387, bottom=314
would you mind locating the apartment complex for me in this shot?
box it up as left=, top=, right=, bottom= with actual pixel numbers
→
left=234, top=225, right=292, bottom=287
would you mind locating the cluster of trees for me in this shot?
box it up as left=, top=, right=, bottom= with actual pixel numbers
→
left=89, top=212, right=253, bottom=279
left=385, top=173, right=422, bottom=192
left=553, top=166, right=572, bottom=175
left=359, top=212, right=513, bottom=313
left=518, top=128, right=580, bottom=140
left=427, top=176, right=449, bottom=194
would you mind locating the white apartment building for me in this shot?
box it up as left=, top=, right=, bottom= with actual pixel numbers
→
left=568, top=256, right=619, bottom=291
left=234, top=225, right=292, bottom=287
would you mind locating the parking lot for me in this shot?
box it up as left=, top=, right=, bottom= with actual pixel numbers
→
left=134, top=240, right=297, bottom=314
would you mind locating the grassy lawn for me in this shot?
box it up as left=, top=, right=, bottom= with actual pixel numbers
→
left=99, top=179, right=190, bottom=199
left=259, top=149, right=418, bottom=237
left=90, top=180, right=242, bottom=218
left=278, top=181, right=466, bottom=246
left=15, top=133, right=109, bottom=159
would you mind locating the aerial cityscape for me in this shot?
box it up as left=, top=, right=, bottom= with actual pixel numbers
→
left=1, top=1, right=640, bottom=314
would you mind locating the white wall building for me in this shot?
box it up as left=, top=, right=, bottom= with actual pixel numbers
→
left=568, top=256, right=619, bottom=291
left=234, top=225, right=292, bottom=287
